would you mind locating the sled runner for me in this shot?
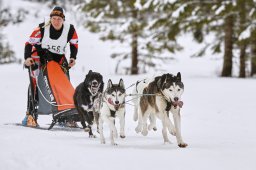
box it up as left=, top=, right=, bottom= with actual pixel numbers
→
left=5, top=123, right=83, bottom=131
left=26, top=59, right=78, bottom=130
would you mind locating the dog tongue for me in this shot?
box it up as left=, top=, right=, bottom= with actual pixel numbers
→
left=173, top=101, right=183, bottom=108
left=107, top=98, right=120, bottom=110
left=108, top=98, right=114, bottom=105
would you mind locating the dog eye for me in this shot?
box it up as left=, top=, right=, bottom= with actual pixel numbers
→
left=112, top=94, right=115, bottom=97
left=118, top=93, right=122, bottom=96
left=178, top=89, right=180, bottom=91
left=169, top=89, right=172, bottom=91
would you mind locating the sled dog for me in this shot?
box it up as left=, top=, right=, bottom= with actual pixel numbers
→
left=99, top=79, right=126, bottom=145
left=133, top=72, right=187, bottom=147
left=74, top=70, right=104, bottom=137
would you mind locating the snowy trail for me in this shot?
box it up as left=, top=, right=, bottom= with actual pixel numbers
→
left=1, top=64, right=256, bottom=170
left=1, top=0, right=256, bottom=169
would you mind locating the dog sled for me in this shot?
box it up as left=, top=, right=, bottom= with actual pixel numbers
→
left=25, top=58, right=78, bottom=130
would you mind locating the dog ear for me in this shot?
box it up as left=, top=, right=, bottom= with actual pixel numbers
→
left=157, top=74, right=167, bottom=89
left=85, top=70, right=92, bottom=80
left=107, top=79, right=113, bottom=89
left=176, top=72, right=181, bottom=81
left=156, top=78, right=162, bottom=89
left=118, top=79, right=125, bottom=89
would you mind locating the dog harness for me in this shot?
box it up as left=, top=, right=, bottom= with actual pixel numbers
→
left=165, top=101, right=172, bottom=111
left=110, top=110, right=116, bottom=118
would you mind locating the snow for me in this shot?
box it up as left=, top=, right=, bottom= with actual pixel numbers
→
left=1, top=1, right=256, bottom=170
left=239, top=25, right=251, bottom=41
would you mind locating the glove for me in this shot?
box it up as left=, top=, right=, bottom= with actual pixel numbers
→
left=24, top=58, right=34, bottom=66
left=68, top=58, right=76, bottom=68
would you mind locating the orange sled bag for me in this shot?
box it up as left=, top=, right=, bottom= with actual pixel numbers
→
left=35, top=61, right=77, bottom=129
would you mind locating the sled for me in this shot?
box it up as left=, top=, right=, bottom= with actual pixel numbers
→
left=27, top=59, right=78, bottom=130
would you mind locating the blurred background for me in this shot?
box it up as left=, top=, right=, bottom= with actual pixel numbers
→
left=1, top=0, right=256, bottom=77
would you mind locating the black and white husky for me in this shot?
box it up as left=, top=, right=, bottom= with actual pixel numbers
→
left=74, top=70, right=104, bottom=137
left=99, top=79, right=126, bottom=145
left=133, top=72, right=187, bottom=147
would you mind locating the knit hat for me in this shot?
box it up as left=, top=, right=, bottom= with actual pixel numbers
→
left=50, top=6, right=65, bottom=20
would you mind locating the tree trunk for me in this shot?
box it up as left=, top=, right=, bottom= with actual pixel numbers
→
left=131, top=32, right=138, bottom=74
left=239, top=43, right=246, bottom=78
left=250, top=30, right=256, bottom=76
left=238, top=0, right=246, bottom=78
left=221, top=15, right=233, bottom=77
left=131, top=10, right=138, bottom=75
left=251, top=53, right=256, bottom=77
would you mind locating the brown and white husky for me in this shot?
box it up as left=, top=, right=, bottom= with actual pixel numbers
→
left=133, top=73, right=187, bottom=148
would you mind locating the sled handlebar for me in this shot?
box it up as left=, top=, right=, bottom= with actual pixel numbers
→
left=30, top=63, right=39, bottom=70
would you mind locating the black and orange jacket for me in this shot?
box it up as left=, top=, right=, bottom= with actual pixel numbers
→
left=24, top=22, right=78, bottom=62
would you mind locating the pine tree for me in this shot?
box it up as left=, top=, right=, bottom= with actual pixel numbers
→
left=0, top=3, right=14, bottom=64
left=0, top=2, right=25, bottom=64
left=156, top=0, right=253, bottom=78
left=222, top=14, right=234, bottom=77
left=81, top=0, right=166, bottom=74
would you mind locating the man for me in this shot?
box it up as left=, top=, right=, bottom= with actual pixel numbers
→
left=23, top=6, right=78, bottom=127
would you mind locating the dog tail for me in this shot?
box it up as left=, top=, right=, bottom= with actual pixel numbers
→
left=133, top=80, right=147, bottom=122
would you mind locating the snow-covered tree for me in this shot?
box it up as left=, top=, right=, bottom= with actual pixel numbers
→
left=156, top=0, right=256, bottom=77
left=81, top=0, right=176, bottom=74
left=0, top=3, right=14, bottom=64
left=0, top=1, right=28, bottom=64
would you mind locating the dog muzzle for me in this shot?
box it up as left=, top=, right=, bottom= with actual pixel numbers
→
left=90, top=83, right=100, bottom=95
left=107, top=98, right=121, bottom=111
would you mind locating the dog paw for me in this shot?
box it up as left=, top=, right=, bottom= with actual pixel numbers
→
left=135, top=126, right=142, bottom=133
left=120, top=131, right=125, bottom=138
left=111, top=142, right=118, bottom=146
left=178, top=143, right=188, bottom=148
left=142, top=129, right=148, bottom=136
left=120, top=135, right=126, bottom=138
left=148, top=124, right=155, bottom=131
left=89, top=134, right=97, bottom=138
left=84, top=127, right=90, bottom=132
left=164, top=141, right=172, bottom=145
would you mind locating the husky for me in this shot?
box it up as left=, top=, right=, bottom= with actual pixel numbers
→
left=73, top=70, right=104, bottom=137
left=133, top=72, right=187, bottom=147
left=99, top=79, right=126, bottom=145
